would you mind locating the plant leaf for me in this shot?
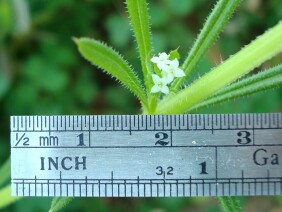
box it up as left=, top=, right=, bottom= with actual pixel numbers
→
left=169, top=48, right=180, bottom=60
left=217, top=197, right=242, bottom=212
left=74, top=38, right=148, bottom=109
left=189, top=64, right=282, bottom=111
left=125, top=0, right=153, bottom=93
left=49, top=197, right=73, bottom=212
left=0, top=185, right=21, bottom=209
left=0, top=157, right=10, bottom=188
left=156, top=22, right=282, bottom=114
left=171, top=0, right=242, bottom=91
left=0, top=49, right=11, bottom=100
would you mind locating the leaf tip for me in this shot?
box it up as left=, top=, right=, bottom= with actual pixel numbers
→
left=72, top=37, right=80, bottom=45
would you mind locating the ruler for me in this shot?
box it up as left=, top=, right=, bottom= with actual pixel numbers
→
left=10, top=113, right=282, bottom=197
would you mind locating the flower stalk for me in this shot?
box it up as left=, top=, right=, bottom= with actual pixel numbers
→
left=150, top=52, right=185, bottom=95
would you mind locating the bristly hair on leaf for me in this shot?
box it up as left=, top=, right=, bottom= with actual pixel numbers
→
left=125, top=0, right=155, bottom=110
left=171, top=0, right=242, bottom=91
left=189, top=64, right=282, bottom=111
left=156, top=22, right=282, bottom=114
left=73, top=37, right=148, bottom=110
left=49, top=197, right=73, bottom=212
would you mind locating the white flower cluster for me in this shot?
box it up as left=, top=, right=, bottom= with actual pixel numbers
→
left=150, top=52, right=185, bottom=94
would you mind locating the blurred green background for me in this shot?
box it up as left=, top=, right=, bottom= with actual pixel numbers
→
left=0, top=0, right=281, bottom=211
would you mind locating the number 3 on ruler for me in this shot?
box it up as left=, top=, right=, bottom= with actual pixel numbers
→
left=237, top=131, right=252, bottom=144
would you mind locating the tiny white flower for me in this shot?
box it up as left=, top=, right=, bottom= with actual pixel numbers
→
left=151, top=52, right=170, bottom=70
left=161, top=71, right=174, bottom=84
left=164, top=59, right=185, bottom=79
left=151, top=74, right=169, bottom=94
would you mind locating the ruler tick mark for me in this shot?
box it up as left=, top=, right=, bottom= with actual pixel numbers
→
left=241, top=170, right=244, bottom=196
left=189, top=176, right=192, bottom=196
left=10, top=114, right=282, bottom=197
left=111, top=172, right=114, bottom=197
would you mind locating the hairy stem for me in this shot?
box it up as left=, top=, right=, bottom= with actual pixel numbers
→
left=171, top=0, right=241, bottom=91
left=157, top=22, right=282, bottom=114
left=189, top=64, right=282, bottom=111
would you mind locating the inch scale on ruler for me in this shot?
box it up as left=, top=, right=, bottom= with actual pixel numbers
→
left=10, top=113, right=282, bottom=197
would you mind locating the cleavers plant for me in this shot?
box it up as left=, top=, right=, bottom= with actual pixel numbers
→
left=74, top=0, right=282, bottom=116
left=69, top=0, right=282, bottom=211
left=45, top=0, right=282, bottom=211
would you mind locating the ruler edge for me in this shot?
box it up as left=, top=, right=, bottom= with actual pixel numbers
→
left=10, top=113, right=282, bottom=131
left=10, top=113, right=282, bottom=197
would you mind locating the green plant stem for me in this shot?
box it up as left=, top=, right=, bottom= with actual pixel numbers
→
left=145, top=56, right=158, bottom=113
left=156, top=22, right=282, bottom=114
left=0, top=157, right=10, bottom=187
left=189, top=64, right=282, bottom=111
left=0, top=185, right=21, bottom=209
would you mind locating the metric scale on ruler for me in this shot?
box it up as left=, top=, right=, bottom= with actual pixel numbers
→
left=10, top=113, right=282, bottom=197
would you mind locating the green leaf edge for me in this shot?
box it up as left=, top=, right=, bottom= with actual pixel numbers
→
left=189, top=64, right=282, bottom=111
left=125, top=0, right=153, bottom=94
left=0, top=185, right=21, bottom=209
left=74, top=37, right=148, bottom=110
left=49, top=197, right=73, bottom=212
left=156, top=22, right=282, bottom=114
left=0, top=157, right=10, bottom=188
left=171, top=0, right=242, bottom=91
left=217, top=197, right=242, bottom=212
